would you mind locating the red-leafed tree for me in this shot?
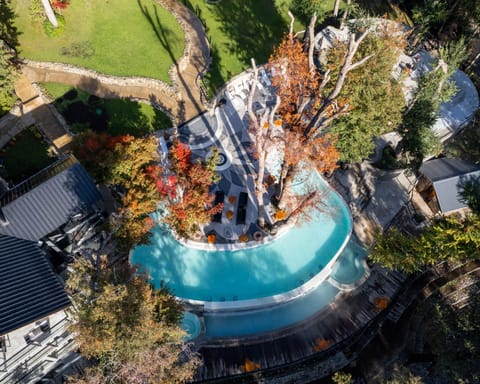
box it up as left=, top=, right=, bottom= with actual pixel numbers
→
left=159, top=140, right=222, bottom=238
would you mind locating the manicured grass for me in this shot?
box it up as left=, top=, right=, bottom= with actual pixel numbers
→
left=41, top=83, right=173, bottom=136
left=183, top=0, right=339, bottom=93
left=12, top=0, right=184, bottom=82
left=0, top=126, right=56, bottom=185
left=184, top=0, right=298, bottom=92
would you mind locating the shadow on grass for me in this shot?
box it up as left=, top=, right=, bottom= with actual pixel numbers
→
left=138, top=0, right=211, bottom=124
left=0, top=1, right=20, bottom=49
left=183, top=0, right=288, bottom=90
left=208, top=1, right=287, bottom=65
left=50, top=86, right=171, bottom=136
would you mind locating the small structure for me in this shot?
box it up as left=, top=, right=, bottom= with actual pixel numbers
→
left=0, top=235, right=77, bottom=383
left=417, top=157, right=480, bottom=214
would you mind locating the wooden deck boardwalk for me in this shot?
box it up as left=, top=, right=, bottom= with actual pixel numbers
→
left=194, top=267, right=407, bottom=382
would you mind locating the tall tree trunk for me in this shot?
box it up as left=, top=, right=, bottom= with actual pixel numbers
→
left=308, top=13, right=317, bottom=73
left=306, top=28, right=373, bottom=137
left=341, top=0, right=351, bottom=29
left=333, top=0, right=341, bottom=17
left=247, top=59, right=266, bottom=228
left=41, top=0, right=58, bottom=28
left=277, top=162, right=289, bottom=204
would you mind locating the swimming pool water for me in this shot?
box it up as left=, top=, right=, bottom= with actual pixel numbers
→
left=201, top=240, right=366, bottom=338
left=130, top=177, right=351, bottom=303
left=330, top=241, right=367, bottom=285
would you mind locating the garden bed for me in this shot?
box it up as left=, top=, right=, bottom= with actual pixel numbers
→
left=0, top=126, right=56, bottom=185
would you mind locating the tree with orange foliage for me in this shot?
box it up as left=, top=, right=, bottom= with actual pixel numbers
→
left=159, top=140, right=222, bottom=238
left=73, top=131, right=161, bottom=250
left=247, top=14, right=407, bottom=224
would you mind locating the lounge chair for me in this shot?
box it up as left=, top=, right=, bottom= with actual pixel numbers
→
left=211, top=191, right=225, bottom=223
left=236, top=192, right=248, bottom=225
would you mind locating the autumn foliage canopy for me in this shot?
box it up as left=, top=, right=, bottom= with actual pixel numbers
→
left=160, top=141, right=222, bottom=238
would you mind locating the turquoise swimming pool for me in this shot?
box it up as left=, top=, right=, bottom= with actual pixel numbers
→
left=185, top=240, right=366, bottom=338
left=130, top=177, right=351, bottom=304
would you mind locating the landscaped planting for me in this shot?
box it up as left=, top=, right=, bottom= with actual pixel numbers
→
left=0, top=126, right=56, bottom=185
left=12, top=0, right=184, bottom=82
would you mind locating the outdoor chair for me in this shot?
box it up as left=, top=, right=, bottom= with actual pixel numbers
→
left=211, top=190, right=225, bottom=223
left=236, top=192, right=248, bottom=225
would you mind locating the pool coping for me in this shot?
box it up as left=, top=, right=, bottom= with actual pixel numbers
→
left=170, top=177, right=354, bottom=312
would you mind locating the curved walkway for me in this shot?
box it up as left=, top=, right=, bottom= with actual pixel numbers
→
left=18, top=0, right=210, bottom=126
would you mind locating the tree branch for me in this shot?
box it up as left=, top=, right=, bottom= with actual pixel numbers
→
left=288, top=10, right=295, bottom=36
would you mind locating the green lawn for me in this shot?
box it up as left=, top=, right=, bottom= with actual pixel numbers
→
left=12, top=0, right=184, bottom=82
left=41, top=83, right=172, bottom=136
left=0, top=126, right=56, bottom=185
left=183, top=0, right=339, bottom=93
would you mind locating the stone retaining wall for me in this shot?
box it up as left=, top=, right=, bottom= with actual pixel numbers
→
left=22, top=60, right=178, bottom=98
left=157, top=0, right=192, bottom=76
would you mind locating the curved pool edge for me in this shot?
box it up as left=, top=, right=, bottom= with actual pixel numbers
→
left=170, top=217, right=295, bottom=251
left=328, top=258, right=371, bottom=292
left=179, top=177, right=353, bottom=313
left=129, top=174, right=354, bottom=313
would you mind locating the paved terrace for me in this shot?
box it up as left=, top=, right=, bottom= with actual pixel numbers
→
left=176, top=69, right=286, bottom=245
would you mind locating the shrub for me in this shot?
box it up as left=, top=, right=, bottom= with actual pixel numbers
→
left=43, top=15, right=65, bottom=38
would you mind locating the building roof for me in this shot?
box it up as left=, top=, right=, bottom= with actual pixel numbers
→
left=0, top=235, right=71, bottom=335
left=0, top=155, right=101, bottom=241
left=420, top=158, right=480, bottom=212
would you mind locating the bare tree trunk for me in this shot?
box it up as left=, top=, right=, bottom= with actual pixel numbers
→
left=288, top=10, right=295, bottom=36
left=308, top=13, right=317, bottom=72
left=341, top=0, right=351, bottom=29
left=333, top=0, right=341, bottom=17
left=465, top=50, right=480, bottom=72
left=41, top=0, right=58, bottom=28
left=306, top=29, right=373, bottom=137
left=277, top=162, right=289, bottom=204
left=434, top=59, right=449, bottom=98
left=247, top=59, right=267, bottom=228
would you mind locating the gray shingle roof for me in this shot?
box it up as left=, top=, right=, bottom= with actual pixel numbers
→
left=420, top=158, right=480, bottom=212
left=0, top=235, right=70, bottom=335
left=0, top=156, right=101, bottom=241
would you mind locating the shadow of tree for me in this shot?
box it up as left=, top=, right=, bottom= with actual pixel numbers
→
left=204, top=1, right=287, bottom=66
left=49, top=84, right=171, bottom=136
left=138, top=0, right=205, bottom=119
left=0, top=1, right=20, bottom=49
left=181, top=0, right=289, bottom=91
left=202, top=42, right=224, bottom=96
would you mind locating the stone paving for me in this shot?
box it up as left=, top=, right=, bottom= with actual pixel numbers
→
left=176, top=70, right=280, bottom=243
